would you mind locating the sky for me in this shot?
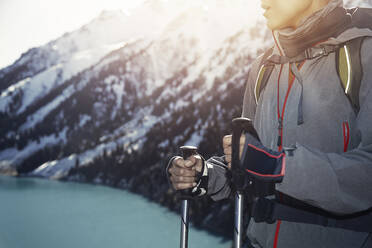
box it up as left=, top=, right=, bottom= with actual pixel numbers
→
left=0, top=0, right=145, bottom=69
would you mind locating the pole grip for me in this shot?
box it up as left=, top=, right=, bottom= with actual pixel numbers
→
left=179, top=145, right=198, bottom=197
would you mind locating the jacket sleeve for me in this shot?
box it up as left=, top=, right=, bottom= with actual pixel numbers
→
left=205, top=156, right=232, bottom=201
left=276, top=38, right=372, bottom=215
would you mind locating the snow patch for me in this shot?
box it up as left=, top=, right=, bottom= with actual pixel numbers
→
left=0, top=128, right=68, bottom=168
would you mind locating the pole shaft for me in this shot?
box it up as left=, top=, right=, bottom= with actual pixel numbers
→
left=178, top=146, right=197, bottom=248
left=180, top=199, right=189, bottom=248
left=231, top=118, right=255, bottom=248
left=234, top=192, right=244, bottom=248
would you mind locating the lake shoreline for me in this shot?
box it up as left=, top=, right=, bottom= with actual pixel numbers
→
left=1, top=172, right=234, bottom=243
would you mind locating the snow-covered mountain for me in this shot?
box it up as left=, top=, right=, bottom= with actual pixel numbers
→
left=0, top=0, right=268, bottom=174
left=0, top=0, right=370, bottom=237
left=0, top=0, right=269, bottom=236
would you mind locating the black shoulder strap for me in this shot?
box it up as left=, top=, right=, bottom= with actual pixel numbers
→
left=336, top=36, right=365, bottom=114
left=252, top=197, right=372, bottom=233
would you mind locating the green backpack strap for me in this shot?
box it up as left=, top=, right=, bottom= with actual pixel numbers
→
left=336, top=37, right=365, bottom=114
left=254, top=47, right=274, bottom=104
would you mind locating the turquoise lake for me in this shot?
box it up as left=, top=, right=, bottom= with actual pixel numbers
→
left=0, top=175, right=230, bottom=248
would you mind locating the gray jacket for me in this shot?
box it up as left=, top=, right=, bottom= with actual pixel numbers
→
left=206, top=24, right=372, bottom=248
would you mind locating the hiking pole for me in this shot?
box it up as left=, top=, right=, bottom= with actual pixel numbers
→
left=179, top=145, right=198, bottom=248
left=231, top=118, right=258, bottom=248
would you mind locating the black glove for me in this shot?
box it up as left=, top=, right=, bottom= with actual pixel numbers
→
left=241, top=132, right=285, bottom=184
left=231, top=132, right=285, bottom=197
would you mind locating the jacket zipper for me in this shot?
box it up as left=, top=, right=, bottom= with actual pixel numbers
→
left=277, top=61, right=305, bottom=151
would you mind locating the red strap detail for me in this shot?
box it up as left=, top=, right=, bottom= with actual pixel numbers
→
left=247, top=144, right=285, bottom=159
left=346, top=122, right=350, bottom=151
left=343, top=122, right=346, bottom=152
left=277, top=65, right=284, bottom=121
left=273, top=193, right=284, bottom=248
left=273, top=220, right=282, bottom=248
left=244, top=144, right=286, bottom=178
left=343, top=122, right=350, bottom=152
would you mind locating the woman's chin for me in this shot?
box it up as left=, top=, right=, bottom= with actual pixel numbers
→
left=265, top=19, right=291, bottom=31
left=265, top=20, right=277, bottom=31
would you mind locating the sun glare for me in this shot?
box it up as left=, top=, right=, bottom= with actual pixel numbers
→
left=0, top=0, right=263, bottom=69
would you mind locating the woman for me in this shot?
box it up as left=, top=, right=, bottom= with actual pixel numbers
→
left=167, top=0, right=372, bottom=247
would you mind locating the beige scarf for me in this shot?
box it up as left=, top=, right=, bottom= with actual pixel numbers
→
left=276, top=0, right=344, bottom=39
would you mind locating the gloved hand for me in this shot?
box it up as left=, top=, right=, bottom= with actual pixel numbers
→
left=227, top=131, right=285, bottom=197
left=166, top=154, right=208, bottom=197
left=240, top=132, right=285, bottom=184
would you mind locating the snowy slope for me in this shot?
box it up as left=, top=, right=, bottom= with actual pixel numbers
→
left=26, top=28, right=269, bottom=179
left=0, top=10, right=130, bottom=116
